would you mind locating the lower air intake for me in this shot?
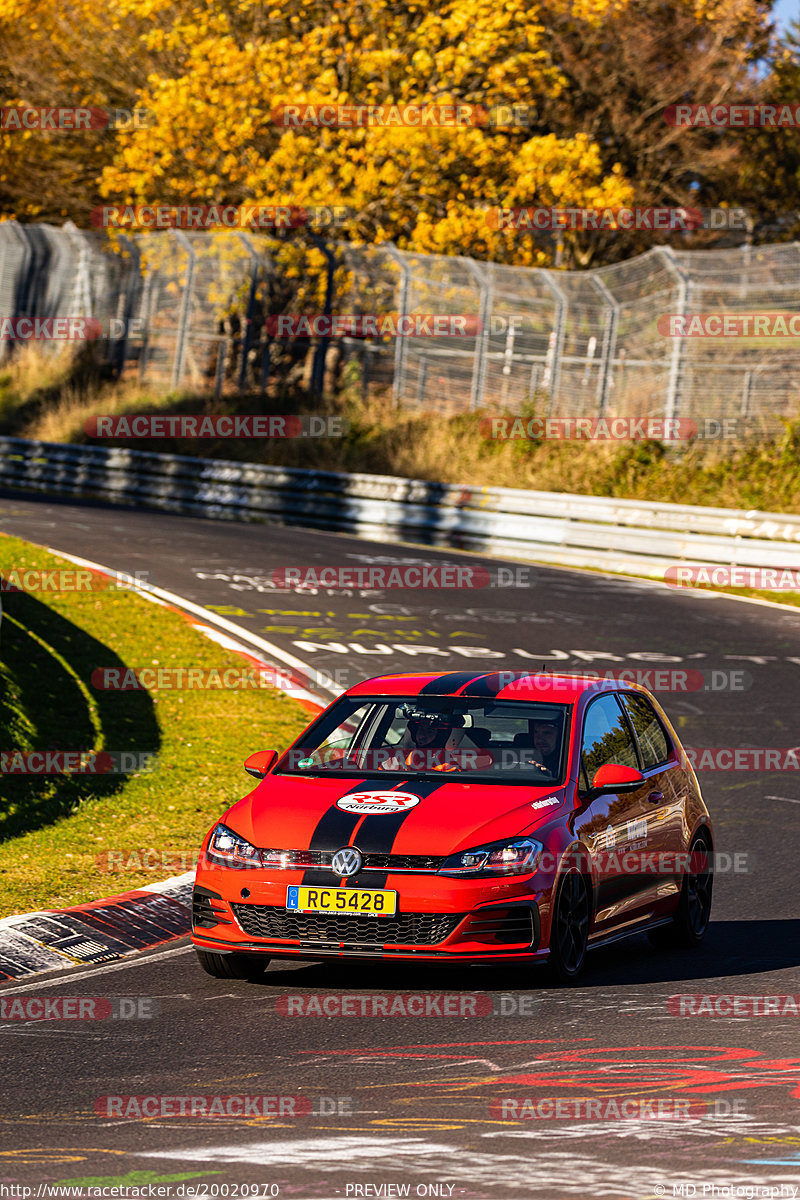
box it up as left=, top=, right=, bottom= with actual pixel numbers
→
left=462, top=906, right=535, bottom=945
left=231, top=904, right=463, bottom=947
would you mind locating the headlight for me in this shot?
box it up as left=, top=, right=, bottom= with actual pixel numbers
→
left=438, top=837, right=543, bottom=878
left=207, top=823, right=261, bottom=868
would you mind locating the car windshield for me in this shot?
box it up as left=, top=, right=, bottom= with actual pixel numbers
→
left=276, top=696, right=571, bottom=784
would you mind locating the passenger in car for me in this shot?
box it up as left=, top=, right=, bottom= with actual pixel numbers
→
left=514, top=718, right=562, bottom=774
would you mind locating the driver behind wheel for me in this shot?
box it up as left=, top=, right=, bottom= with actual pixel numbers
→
left=380, top=710, right=491, bottom=772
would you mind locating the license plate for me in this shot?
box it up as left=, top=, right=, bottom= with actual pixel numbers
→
left=286, top=885, right=397, bottom=916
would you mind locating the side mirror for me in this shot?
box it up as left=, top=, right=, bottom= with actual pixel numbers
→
left=244, top=750, right=278, bottom=779
left=590, top=763, right=644, bottom=795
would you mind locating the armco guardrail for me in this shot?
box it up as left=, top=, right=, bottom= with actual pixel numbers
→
left=1, top=436, right=799, bottom=578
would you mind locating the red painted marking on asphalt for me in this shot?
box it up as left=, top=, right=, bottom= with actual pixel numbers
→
left=307, top=1041, right=800, bottom=1102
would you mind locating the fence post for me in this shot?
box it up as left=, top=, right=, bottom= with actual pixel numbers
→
left=113, top=234, right=143, bottom=380
left=500, top=316, right=517, bottom=407
left=171, top=231, right=196, bottom=391
left=236, top=232, right=260, bottom=392
left=465, top=258, right=490, bottom=410
left=214, top=338, right=228, bottom=399
left=417, top=357, right=428, bottom=405
left=741, top=369, right=752, bottom=418
left=591, top=274, right=620, bottom=416
left=259, top=338, right=271, bottom=395
left=656, top=246, right=689, bottom=424
left=137, top=267, right=154, bottom=383
left=61, top=221, right=93, bottom=318
left=381, top=244, right=411, bottom=406
left=541, top=271, right=568, bottom=411
left=308, top=233, right=335, bottom=398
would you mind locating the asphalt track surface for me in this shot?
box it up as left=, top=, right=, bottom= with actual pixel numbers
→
left=2, top=490, right=800, bottom=1200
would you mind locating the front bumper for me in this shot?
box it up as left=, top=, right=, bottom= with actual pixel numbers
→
left=190, top=868, right=546, bottom=964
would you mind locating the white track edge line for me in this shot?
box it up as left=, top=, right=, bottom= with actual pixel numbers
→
left=42, top=546, right=340, bottom=701
left=0, top=944, right=194, bottom=993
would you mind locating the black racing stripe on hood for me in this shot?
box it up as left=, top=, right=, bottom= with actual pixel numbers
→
left=300, top=780, right=369, bottom=885
left=417, top=672, right=487, bottom=695
left=345, top=779, right=444, bottom=890
left=351, top=779, right=442, bottom=856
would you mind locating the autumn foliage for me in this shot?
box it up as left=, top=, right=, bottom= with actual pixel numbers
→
left=0, top=0, right=784, bottom=266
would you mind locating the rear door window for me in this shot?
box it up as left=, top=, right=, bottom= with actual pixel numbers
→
left=620, top=693, right=670, bottom=769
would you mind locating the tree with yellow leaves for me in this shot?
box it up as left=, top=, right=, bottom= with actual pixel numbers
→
left=0, top=0, right=772, bottom=266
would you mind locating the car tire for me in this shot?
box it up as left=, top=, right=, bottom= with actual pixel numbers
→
left=195, top=949, right=270, bottom=980
left=547, top=868, right=590, bottom=984
left=648, top=832, right=713, bottom=949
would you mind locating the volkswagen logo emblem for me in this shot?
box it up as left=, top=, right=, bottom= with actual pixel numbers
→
left=332, top=847, right=363, bottom=878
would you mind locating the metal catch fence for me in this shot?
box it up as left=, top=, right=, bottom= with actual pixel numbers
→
left=0, top=221, right=798, bottom=434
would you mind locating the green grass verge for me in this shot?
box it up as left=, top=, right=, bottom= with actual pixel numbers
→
left=0, top=535, right=310, bottom=917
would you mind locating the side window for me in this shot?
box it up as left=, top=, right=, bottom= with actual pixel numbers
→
left=580, top=694, right=639, bottom=788
left=620, top=693, right=670, bottom=769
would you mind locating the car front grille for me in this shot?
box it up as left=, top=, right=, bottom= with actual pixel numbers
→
left=257, top=850, right=443, bottom=873
left=361, top=853, right=443, bottom=871
left=231, top=904, right=463, bottom=947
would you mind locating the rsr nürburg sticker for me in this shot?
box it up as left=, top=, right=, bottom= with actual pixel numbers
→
left=336, top=791, right=421, bottom=814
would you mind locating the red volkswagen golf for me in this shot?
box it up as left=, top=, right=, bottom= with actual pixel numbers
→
left=192, top=670, right=713, bottom=982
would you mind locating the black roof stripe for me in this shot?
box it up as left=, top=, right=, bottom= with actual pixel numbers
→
left=418, top=672, right=488, bottom=695
left=458, top=671, right=536, bottom=696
